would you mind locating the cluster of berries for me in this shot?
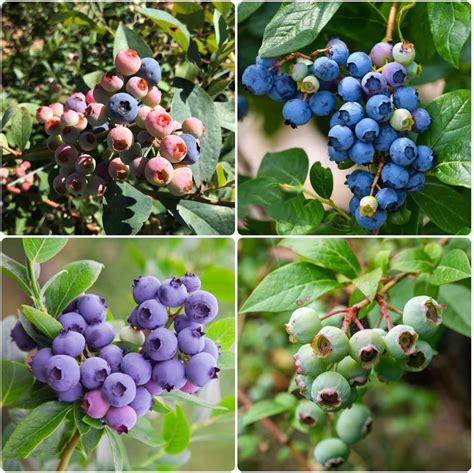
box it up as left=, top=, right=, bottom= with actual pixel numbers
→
left=1, top=160, right=35, bottom=192
left=35, top=49, right=204, bottom=199
left=11, top=273, right=221, bottom=434
left=286, top=295, right=443, bottom=469
left=241, top=39, right=434, bottom=232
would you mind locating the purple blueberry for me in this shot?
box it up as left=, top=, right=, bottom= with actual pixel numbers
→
left=184, top=290, right=219, bottom=324
left=144, top=379, right=163, bottom=395
left=81, top=389, right=110, bottom=418
left=185, top=352, right=220, bottom=387
left=128, top=307, right=138, bottom=327
left=411, top=108, right=431, bottom=133
left=57, top=382, right=83, bottom=402
left=102, top=372, right=137, bottom=407
left=98, top=344, right=124, bottom=373
left=182, top=273, right=201, bottom=293
left=136, top=299, right=167, bottom=329
left=202, top=337, right=220, bottom=359
left=129, top=386, right=153, bottom=417
left=177, top=327, right=205, bottom=355
left=152, top=359, right=187, bottom=392
left=173, top=314, right=202, bottom=333
left=106, top=406, right=137, bottom=434
left=45, top=355, right=80, bottom=392
left=157, top=278, right=188, bottom=307
left=63, top=298, right=80, bottom=313
left=361, top=71, right=387, bottom=96
left=132, top=275, right=161, bottom=304
left=347, top=52, right=372, bottom=78
left=337, top=77, right=363, bottom=102
left=52, top=331, right=86, bottom=357
left=58, top=312, right=88, bottom=334
left=11, top=321, right=37, bottom=351
left=65, top=95, right=86, bottom=114
left=85, top=322, right=115, bottom=349
left=80, top=356, right=111, bottom=389
left=180, top=134, right=201, bottom=165
left=370, top=42, right=393, bottom=67
left=30, top=347, right=53, bottom=383
left=145, top=327, right=178, bottom=361
left=77, top=294, right=107, bottom=324
left=136, top=57, right=162, bottom=86
left=382, top=62, right=407, bottom=87
left=120, top=352, right=152, bottom=385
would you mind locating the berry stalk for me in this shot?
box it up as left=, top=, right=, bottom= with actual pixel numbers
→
left=302, top=189, right=351, bottom=221
left=383, top=2, right=399, bottom=43
left=57, top=429, right=80, bottom=472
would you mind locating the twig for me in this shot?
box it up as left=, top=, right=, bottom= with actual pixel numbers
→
left=384, top=2, right=398, bottom=43
left=386, top=303, right=402, bottom=315
left=370, top=155, right=385, bottom=196
left=139, top=187, right=235, bottom=208
left=8, top=163, right=53, bottom=187
left=302, top=189, right=351, bottom=221
left=57, top=430, right=80, bottom=472
left=375, top=295, right=394, bottom=330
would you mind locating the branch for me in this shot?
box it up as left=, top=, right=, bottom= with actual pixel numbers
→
left=57, top=430, right=80, bottom=472
left=384, top=2, right=398, bottom=42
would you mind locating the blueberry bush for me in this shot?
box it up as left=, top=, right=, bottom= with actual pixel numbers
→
left=1, top=238, right=235, bottom=470
left=239, top=238, right=470, bottom=470
left=238, top=2, right=470, bottom=235
left=2, top=2, right=235, bottom=235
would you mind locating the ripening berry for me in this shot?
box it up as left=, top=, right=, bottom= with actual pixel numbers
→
left=314, top=438, right=349, bottom=469
left=144, top=157, right=173, bottom=186
left=81, top=389, right=110, bottom=419
left=142, top=86, right=162, bottom=106
left=36, top=106, right=53, bottom=123
left=119, top=326, right=146, bottom=346
left=402, top=295, right=443, bottom=338
left=129, top=157, right=147, bottom=180
left=160, top=135, right=188, bottom=163
left=86, top=176, right=107, bottom=197
left=286, top=307, right=322, bottom=344
left=294, top=343, right=327, bottom=378
left=335, top=403, right=373, bottom=444
left=61, top=109, right=80, bottom=127
left=359, top=195, right=378, bottom=217
left=108, top=157, right=129, bottom=180
left=300, top=75, right=320, bottom=94
left=75, top=154, right=96, bottom=175
left=92, top=84, right=112, bottom=105
left=61, top=125, right=80, bottom=144
left=290, top=61, right=309, bottom=81
left=107, top=126, right=134, bottom=152
left=311, top=371, right=352, bottom=411
left=182, top=117, right=205, bottom=139
left=384, top=324, right=418, bottom=359
left=85, top=89, right=96, bottom=104
left=49, top=102, right=64, bottom=117
left=392, top=41, right=416, bottom=65
left=145, top=110, right=175, bottom=138
left=65, top=95, right=86, bottom=114
left=370, top=42, right=393, bottom=67
left=295, top=399, right=326, bottom=429
left=47, top=134, right=63, bottom=151
left=136, top=57, right=162, bottom=86
left=53, top=175, right=67, bottom=195
left=115, top=49, right=141, bottom=76
left=295, top=374, right=314, bottom=398
left=136, top=130, right=154, bottom=147
left=55, top=143, right=79, bottom=167
left=390, top=108, right=414, bottom=131
left=168, top=164, right=193, bottom=196
left=79, top=131, right=97, bottom=151
left=65, top=173, right=87, bottom=196
left=85, top=103, right=107, bottom=126
left=100, top=71, right=124, bottom=93
left=312, top=326, right=349, bottom=363
left=44, top=117, right=62, bottom=136
left=136, top=105, right=152, bottom=128
left=374, top=354, right=405, bottom=382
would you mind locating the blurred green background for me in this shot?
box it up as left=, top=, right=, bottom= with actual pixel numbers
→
left=2, top=237, right=235, bottom=471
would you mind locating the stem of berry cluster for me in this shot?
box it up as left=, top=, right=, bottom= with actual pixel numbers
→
left=26, top=259, right=45, bottom=310
left=384, top=2, right=399, bottom=43
left=57, top=429, right=80, bottom=472
left=302, top=189, right=351, bottom=221
left=370, top=155, right=385, bottom=196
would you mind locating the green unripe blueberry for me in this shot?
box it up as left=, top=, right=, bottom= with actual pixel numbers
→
left=372, top=328, right=386, bottom=338
left=335, top=403, right=373, bottom=444
left=406, top=61, right=422, bottom=78
left=119, top=326, right=145, bottom=346
left=384, top=324, right=418, bottom=359
left=311, top=371, right=351, bottom=412
left=295, top=374, right=314, bottom=399
left=301, top=75, right=320, bottom=94
left=390, top=108, right=414, bottom=131
left=336, top=356, right=370, bottom=386
left=349, top=329, right=385, bottom=368
left=295, top=399, right=326, bottom=429
left=321, top=311, right=345, bottom=328
left=312, top=326, right=349, bottom=363
left=314, top=438, right=349, bottom=469
left=404, top=340, right=433, bottom=372
left=374, top=354, right=405, bottom=382
left=290, top=61, right=309, bottom=82
left=402, top=295, right=443, bottom=339
left=392, top=41, right=416, bottom=65
left=294, top=344, right=328, bottom=377
left=286, top=307, right=322, bottom=344
left=359, top=196, right=378, bottom=218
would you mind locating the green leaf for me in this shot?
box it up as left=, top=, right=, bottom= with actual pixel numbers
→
left=103, top=181, right=152, bottom=235
left=127, top=417, right=164, bottom=446
left=3, top=401, right=72, bottom=458
left=217, top=350, right=235, bottom=370
left=1, top=252, right=31, bottom=296
left=240, top=262, right=340, bottom=313
left=21, top=305, right=63, bottom=339
left=1, top=360, right=35, bottom=407
left=137, top=8, right=190, bottom=51
left=18, top=310, right=51, bottom=347
left=309, top=162, right=333, bottom=199
left=391, top=248, right=433, bottom=273
left=434, top=140, right=471, bottom=188
left=82, top=415, right=105, bottom=429
left=259, top=2, right=342, bottom=57
left=176, top=200, right=234, bottom=235
left=414, top=273, right=439, bottom=299
left=427, top=2, right=471, bottom=68
left=276, top=199, right=325, bottom=235
left=205, top=317, right=235, bottom=350
left=80, top=428, right=104, bottom=456
left=439, top=283, right=471, bottom=337
left=105, top=428, right=125, bottom=472
left=258, top=148, right=308, bottom=187
left=200, top=267, right=234, bottom=303
left=410, top=179, right=470, bottom=234
left=152, top=397, right=171, bottom=414
left=160, top=390, right=228, bottom=410
left=280, top=239, right=361, bottom=279
left=73, top=402, right=91, bottom=436
left=214, top=101, right=235, bottom=132
left=113, top=23, right=153, bottom=59
left=6, top=108, right=32, bottom=150
left=418, top=90, right=471, bottom=153
left=23, top=238, right=68, bottom=264
left=238, top=1, right=263, bottom=22
left=82, top=71, right=103, bottom=90
left=162, top=404, right=190, bottom=454
left=430, top=249, right=471, bottom=285
left=424, top=242, right=443, bottom=264
left=352, top=268, right=382, bottom=301
left=242, top=399, right=288, bottom=426
left=44, top=260, right=103, bottom=316
left=13, top=384, right=56, bottom=409
left=374, top=249, right=391, bottom=273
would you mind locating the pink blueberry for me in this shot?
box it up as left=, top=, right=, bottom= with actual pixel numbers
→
left=81, top=389, right=110, bottom=419
left=168, top=164, right=193, bottom=196
left=61, top=109, right=80, bottom=127
left=75, top=154, right=96, bottom=175
left=145, top=110, right=175, bottom=138
left=180, top=381, right=200, bottom=394
left=126, top=77, right=149, bottom=99
left=85, top=103, right=107, bottom=126
left=36, top=106, right=53, bottom=123
left=129, top=157, right=147, bottom=180
left=142, top=86, right=162, bottom=107
left=44, top=117, right=62, bottom=136
left=115, top=49, right=141, bottom=76
left=49, top=102, right=64, bottom=117
left=66, top=172, right=87, bottom=196
left=136, top=105, right=152, bottom=128
left=105, top=406, right=137, bottom=434
left=137, top=130, right=154, bottom=147
left=76, top=114, right=88, bottom=131
left=160, top=135, right=188, bottom=163
left=55, top=144, right=79, bottom=167
left=144, top=157, right=173, bottom=186
left=61, top=125, right=80, bottom=144
left=100, top=71, right=124, bottom=93
left=93, top=84, right=112, bottom=104
left=85, top=90, right=96, bottom=104
left=182, top=117, right=205, bottom=138
left=79, top=131, right=97, bottom=151
left=108, top=158, right=129, bottom=180
left=107, top=126, right=134, bottom=152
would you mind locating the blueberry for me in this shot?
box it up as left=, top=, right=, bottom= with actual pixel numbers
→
left=376, top=187, right=399, bottom=211
left=349, top=196, right=360, bottom=215
left=120, top=352, right=152, bottom=385
left=346, top=52, right=372, bottom=78
left=136, top=57, right=162, bottom=86
left=242, top=64, right=273, bottom=95
left=348, top=141, right=375, bottom=165
left=180, top=381, right=200, bottom=394
left=393, top=86, right=419, bottom=111
left=98, top=344, right=124, bottom=373
left=413, top=145, right=434, bottom=172
left=80, top=356, right=111, bottom=389
left=370, top=42, right=393, bottom=67
left=366, top=94, right=393, bottom=122
left=177, top=326, right=205, bottom=355
left=52, top=331, right=85, bottom=357
left=311, top=57, right=339, bottom=81
left=81, top=389, right=110, bottom=418
left=349, top=329, right=385, bottom=367
left=184, top=290, right=218, bottom=324
left=152, top=359, right=187, bottom=391
left=173, top=313, right=202, bottom=333
left=389, top=137, right=417, bottom=166
left=295, top=374, right=315, bottom=398
left=312, top=326, right=349, bottom=363
left=269, top=73, right=297, bottom=101
left=308, top=91, right=336, bottom=117
left=290, top=61, right=309, bottom=82
left=45, top=355, right=80, bottom=392
left=294, top=344, right=326, bottom=378
left=128, top=307, right=139, bottom=327
left=282, top=98, right=312, bottom=128
left=102, top=372, right=137, bottom=407
left=329, top=112, right=345, bottom=128
left=381, top=163, right=409, bottom=189
left=390, top=108, right=414, bottom=131
left=403, top=296, right=443, bottom=339
left=384, top=325, right=418, bottom=358
left=119, top=326, right=146, bottom=346
left=11, top=321, right=37, bottom=351
left=411, top=108, right=431, bottom=133
left=336, top=356, right=370, bottom=386
left=336, top=102, right=365, bottom=128
left=238, top=95, right=248, bottom=121
left=107, top=93, right=138, bottom=125
left=326, top=40, right=349, bottom=65
left=129, top=386, right=153, bottom=417
left=65, top=95, right=86, bottom=114
left=136, top=299, right=167, bottom=329
left=404, top=340, right=433, bottom=372
left=77, top=294, right=107, bottom=324
left=406, top=171, right=425, bottom=192
left=85, top=322, right=115, bottom=350
left=58, top=312, right=88, bottom=334
left=57, top=382, right=83, bottom=402
left=361, top=71, right=387, bottom=96
left=185, top=352, right=219, bottom=387
left=328, top=145, right=348, bottom=163
left=286, top=307, right=322, bottom=344
left=335, top=403, right=373, bottom=444
left=158, top=278, right=188, bottom=307
left=255, top=55, right=279, bottom=69
left=392, top=40, right=416, bottom=65
left=345, top=170, right=374, bottom=197
left=182, top=273, right=201, bottom=293
left=374, top=354, right=404, bottom=382
left=314, top=438, right=349, bottom=468
left=145, top=327, right=178, bottom=361
left=337, top=76, right=363, bottom=102
left=328, top=125, right=354, bottom=151
left=30, top=347, right=53, bottom=383
left=144, top=379, right=163, bottom=395
left=132, top=275, right=161, bottom=304
left=355, top=118, right=380, bottom=143
left=311, top=371, right=351, bottom=411
left=359, top=195, right=378, bottom=217
left=382, top=61, right=407, bottom=87
left=202, top=337, right=220, bottom=360
left=374, top=124, right=398, bottom=151
left=180, top=134, right=200, bottom=165
left=106, top=406, right=137, bottom=434
left=355, top=208, right=387, bottom=231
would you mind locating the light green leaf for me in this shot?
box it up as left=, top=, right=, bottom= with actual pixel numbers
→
left=1, top=360, right=35, bottom=407
left=242, top=399, right=288, bottom=426
left=205, top=317, right=235, bottom=350
left=113, top=23, right=153, bottom=59
left=430, top=249, right=471, bottom=285
left=391, top=248, right=433, bottom=273
left=1, top=252, right=31, bottom=296
left=127, top=417, right=164, bottom=446
left=160, top=390, right=228, bottom=410
left=105, top=428, right=125, bottom=473
left=214, top=101, right=235, bottom=132
left=176, top=200, right=234, bottom=235
left=217, top=350, right=234, bottom=370
left=23, top=238, right=68, bottom=264
left=353, top=268, right=383, bottom=301
left=162, top=404, right=190, bottom=454
left=6, top=108, right=33, bottom=150
left=82, top=71, right=103, bottom=90
left=21, top=305, right=63, bottom=339
left=82, top=415, right=105, bottom=429
left=434, top=140, right=471, bottom=188
left=439, top=283, right=471, bottom=337
left=73, top=402, right=91, bottom=436
left=200, top=267, right=234, bottom=303
left=258, top=148, right=308, bottom=187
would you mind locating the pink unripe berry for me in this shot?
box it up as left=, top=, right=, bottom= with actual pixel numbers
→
left=44, top=117, right=62, bottom=136
left=55, top=144, right=79, bottom=167
left=81, top=389, right=110, bottom=419
left=76, top=114, right=88, bottom=131
left=47, top=134, right=63, bottom=151
left=137, top=130, right=154, bottom=147
left=79, top=131, right=97, bottom=151
left=65, top=172, right=87, bottom=196
left=160, top=135, right=188, bottom=163
left=86, top=175, right=107, bottom=197
left=36, top=106, right=53, bottom=123
left=168, top=164, right=193, bottom=196
left=130, top=157, right=147, bottom=180
left=136, top=105, right=152, bottom=128
left=71, top=92, right=86, bottom=102
left=126, top=77, right=149, bottom=99
left=61, top=109, right=79, bottom=127
left=76, top=154, right=96, bottom=175
left=49, top=102, right=64, bottom=117
left=93, top=84, right=112, bottom=104
left=61, top=125, right=80, bottom=144
left=106, top=406, right=137, bottom=434
left=115, top=49, right=141, bottom=76
left=144, top=157, right=173, bottom=186
left=53, top=175, right=67, bottom=195
left=108, top=157, right=129, bottom=180
left=142, top=86, right=162, bottom=107
left=107, top=126, right=134, bottom=152
left=85, top=103, right=107, bottom=126
left=145, top=110, right=175, bottom=138
left=101, top=71, right=125, bottom=93
left=182, top=117, right=205, bottom=138
left=180, top=381, right=200, bottom=394
left=144, top=379, right=163, bottom=396
left=85, top=90, right=96, bottom=104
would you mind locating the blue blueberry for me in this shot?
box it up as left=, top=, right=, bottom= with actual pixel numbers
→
left=282, top=99, right=312, bottom=128
left=136, top=57, right=162, bottom=86
left=355, top=208, right=387, bottom=231
left=345, top=170, right=374, bottom=197
left=348, top=141, right=375, bottom=165
left=355, top=118, right=380, bottom=143
left=158, top=278, right=188, bottom=307
left=329, top=112, right=345, bottom=128
left=308, top=91, right=336, bottom=117
left=328, top=125, right=354, bottom=151
left=346, top=52, right=372, bottom=78
left=185, top=290, right=219, bottom=324
left=361, top=72, right=387, bottom=96
left=376, top=187, right=399, bottom=211
left=57, top=382, right=83, bottom=402
left=136, top=299, right=167, bottom=329
left=152, top=359, right=187, bottom=391
left=393, top=86, right=419, bottom=111
left=202, top=337, right=220, bottom=359
left=389, top=137, right=417, bottom=166
left=11, top=321, right=37, bottom=351
left=396, top=190, right=407, bottom=208
left=382, top=62, right=407, bottom=87
left=85, top=322, right=115, bottom=350
left=185, top=352, right=220, bottom=387
left=99, top=344, right=124, bottom=373
left=132, top=275, right=161, bottom=304
left=311, top=57, right=339, bottom=81
left=328, top=146, right=348, bottom=163
left=413, top=145, right=434, bottom=172
left=336, top=102, right=365, bottom=127
left=59, top=312, right=88, bottom=334
left=337, top=77, right=363, bottom=102
left=256, top=55, right=279, bottom=69
left=146, top=327, right=178, bottom=361
left=381, top=163, right=409, bottom=189
left=129, top=386, right=153, bottom=417
left=326, top=41, right=349, bottom=65
left=120, top=352, right=152, bottom=385
left=52, top=331, right=85, bottom=357
left=238, top=95, right=248, bottom=121
left=181, top=134, right=201, bottom=165
left=45, top=355, right=80, bottom=392
left=173, top=313, right=203, bottom=333
left=406, top=172, right=425, bottom=192
left=30, top=347, right=53, bottom=383
left=182, top=273, right=201, bottom=293
left=366, top=95, right=393, bottom=122
left=411, top=108, right=431, bottom=133
left=80, top=356, right=111, bottom=389
left=242, top=64, right=273, bottom=95
left=102, top=372, right=137, bottom=407
left=269, top=73, right=297, bottom=101
left=77, top=294, right=107, bottom=324
left=349, top=196, right=360, bottom=215
left=107, top=93, right=138, bottom=124
left=128, top=307, right=138, bottom=327
left=177, top=326, right=205, bottom=355
left=374, top=124, right=398, bottom=151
